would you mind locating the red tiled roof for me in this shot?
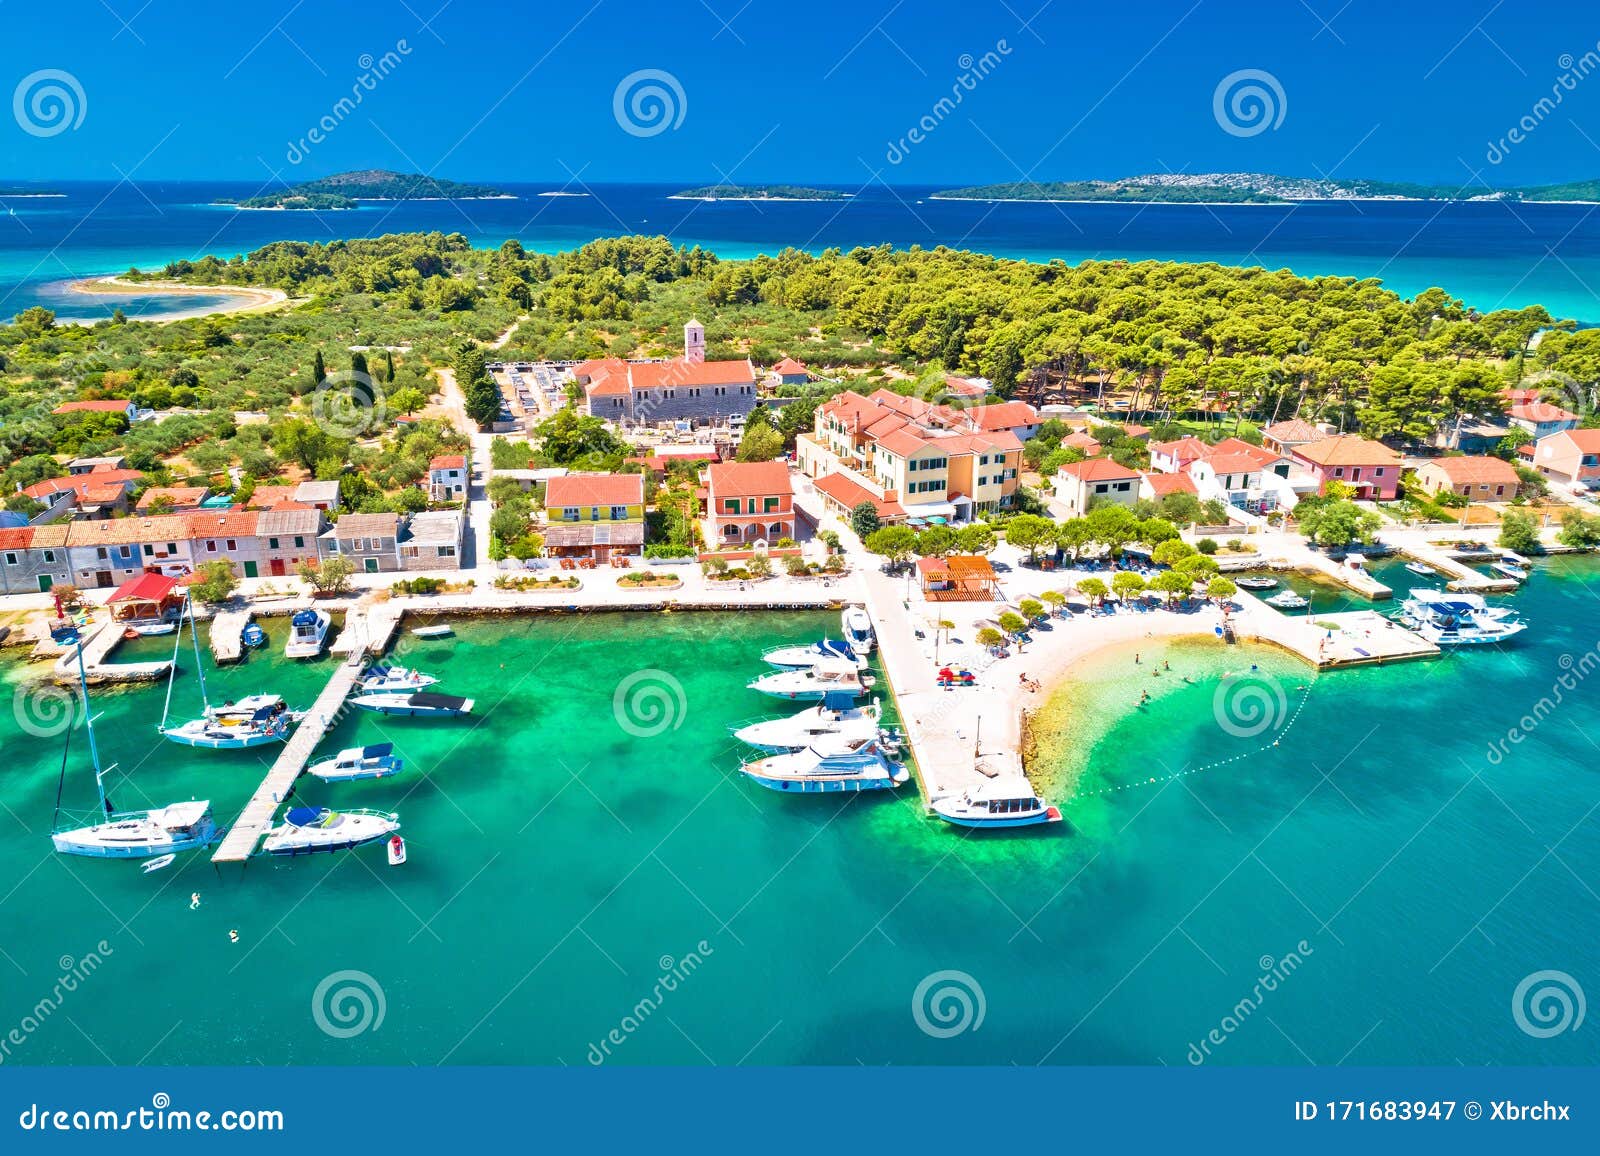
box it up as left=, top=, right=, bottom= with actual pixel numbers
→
left=626, top=358, right=756, bottom=390
left=1139, top=471, right=1197, bottom=496
left=1195, top=453, right=1265, bottom=476
left=1061, top=432, right=1101, bottom=453
left=108, top=572, right=179, bottom=604
left=1419, top=456, right=1520, bottom=487
left=812, top=471, right=905, bottom=520
left=962, top=400, right=1037, bottom=431
left=429, top=455, right=467, bottom=470
left=1544, top=428, right=1600, bottom=452
left=1261, top=419, right=1321, bottom=443
left=772, top=357, right=808, bottom=375
left=1293, top=435, right=1401, bottom=467
left=0, top=526, right=35, bottom=550
left=942, top=376, right=988, bottom=398
left=136, top=486, right=209, bottom=511
left=544, top=473, right=644, bottom=509
left=1059, top=458, right=1141, bottom=482
left=708, top=460, right=792, bottom=499
left=1149, top=437, right=1211, bottom=463
left=1509, top=402, right=1578, bottom=423
left=53, top=399, right=133, bottom=414
left=185, top=510, right=259, bottom=538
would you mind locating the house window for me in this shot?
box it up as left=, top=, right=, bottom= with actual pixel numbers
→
left=562, top=507, right=579, bottom=522
left=763, top=497, right=779, bottom=512
left=97, top=548, right=107, bottom=560
left=438, top=546, right=456, bottom=558
left=589, top=507, right=600, bottom=521
left=225, top=539, right=237, bottom=551
left=43, top=551, right=54, bottom=563
left=722, top=499, right=739, bottom=514
left=1373, top=468, right=1384, bottom=477
left=143, top=544, right=153, bottom=556
left=609, top=506, right=627, bottom=520
left=294, top=536, right=304, bottom=548
left=1333, top=467, right=1344, bottom=477
left=207, top=541, right=218, bottom=552
left=269, top=538, right=280, bottom=549
left=3, top=552, right=15, bottom=566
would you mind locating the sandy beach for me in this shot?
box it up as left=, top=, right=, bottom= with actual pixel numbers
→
left=65, top=275, right=291, bottom=322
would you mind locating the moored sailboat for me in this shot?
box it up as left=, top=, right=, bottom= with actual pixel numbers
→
left=158, top=597, right=300, bottom=749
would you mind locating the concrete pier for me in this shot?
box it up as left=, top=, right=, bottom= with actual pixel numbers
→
left=210, top=610, right=251, bottom=664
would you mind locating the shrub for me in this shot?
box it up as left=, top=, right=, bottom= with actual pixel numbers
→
left=1196, top=538, right=1219, bottom=555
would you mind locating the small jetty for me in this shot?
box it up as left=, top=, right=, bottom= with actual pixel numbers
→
left=332, top=605, right=402, bottom=658
left=1240, top=605, right=1439, bottom=668
left=41, top=621, right=172, bottom=685
left=210, top=609, right=252, bottom=664
left=1395, top=543, right=1519, bottom=594
left=211, top=655, right=366, bottom=865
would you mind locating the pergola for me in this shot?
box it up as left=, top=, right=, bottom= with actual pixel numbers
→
left=108, top=572, right=182, bottom=623
left=921, top=554, right=999, bottom=601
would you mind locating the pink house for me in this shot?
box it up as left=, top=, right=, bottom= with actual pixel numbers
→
left=1289, top=435, right=1402, bottom=500
left=704, top=460, right=795, bottom=545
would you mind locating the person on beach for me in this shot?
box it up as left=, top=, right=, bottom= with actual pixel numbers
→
left=1134, top=653, right=1140, bottom=664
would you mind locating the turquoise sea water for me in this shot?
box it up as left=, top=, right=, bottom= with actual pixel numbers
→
left=0, top=584, right=1595, bottom=1066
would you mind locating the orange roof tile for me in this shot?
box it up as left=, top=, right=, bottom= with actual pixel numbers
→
left=1293, top=435, right=1401, bottom=467
left=708, top=461, right=792, bottom=499
left=1419, top=456, right=1520, bottom=487
left=544, top=473, right=644, bottom=509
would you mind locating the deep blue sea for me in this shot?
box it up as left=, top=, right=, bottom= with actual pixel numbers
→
left=3, top=181, right=1600, bottom=323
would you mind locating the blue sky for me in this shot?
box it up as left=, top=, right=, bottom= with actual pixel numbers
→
left=3, top=0, right=1599, bottom=187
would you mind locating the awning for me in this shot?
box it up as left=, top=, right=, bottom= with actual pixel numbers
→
left=108, top=572, right=180, bottom=604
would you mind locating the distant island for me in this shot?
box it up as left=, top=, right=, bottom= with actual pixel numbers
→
left=670, top=185, right=849, bottom=202
left=932, top=173, right=1600, bottom=204
left=217, top=169, right=513, bottom=210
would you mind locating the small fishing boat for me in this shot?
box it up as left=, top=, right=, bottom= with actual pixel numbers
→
left=1236, top=576, right=1278, bottom=590
left=125, top=620, right=177, bottom=637
left=733, top=692, right=890, bottom=752
left=387, top=835, right=407, bottom=866
left=284, top=608, right=331, bottom=658
left=762, top=638, right=865, bottom=670
left=411, top=624, right=453, bottom=639
left=241, top=623, right=267, bottom=648
left=142, top=854, right=176, bottom=873
left=1491, top=561, right=1528, bottom=582
left=307, top=742, right=403, bottom=782
left=842, top=606, right=876, bottom=656
left=1404, top=561, right=1436, bottom=577
left=1266, top=591, right=1309, bottom=610
left=349, top=690, right=475, bottom=717
left=356, top=664, right=439, bottom=694
left=931, top=778, right=1062, bottom=829
left=740, top=736, right=908, bottom=793
left=262, top=807, right=400, bottom=856
left=747, top=658, right=870, bottom=701
left=1395, top=589, right=1527, bottom=645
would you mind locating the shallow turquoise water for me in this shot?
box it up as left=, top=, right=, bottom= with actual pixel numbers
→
left=0, top=590, right=1595, bottom=1066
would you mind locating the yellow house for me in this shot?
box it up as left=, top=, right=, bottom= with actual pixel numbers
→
left=542, top=473, right=645, bottom=561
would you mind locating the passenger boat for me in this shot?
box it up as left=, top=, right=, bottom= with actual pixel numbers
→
left=284, top=608, right=331, bottom=658
left=349, top=690, right=475, bottom=717
left=1395, top=589, right=1527, bottom=645
left=356, top=664, right=439, bottom=694
left=1236, top=576, right=1278, bottom=590
left=747, top=658, right=870, bottom=700
left=241, top=623, right=267, bottom=648
left=410, top=624, right=453, bottom=639
left=930, top=778, right=1062, bottom=829
left=50, top=622, right=219, bottom=860
left=307, top=742, right=403, bottom=782
left=1266, top=591, right=1309, bottom=610
left=733, top=692, right=891, bottom=752
left=739, top=736, right=909, bottom=793
left=262, top=807, right=399, bottom=855
left=762, top=637, right=865, bottom=670
left=1404, top=562, right=1436, bottom=577
left=842, top=606, right=876, bottom=656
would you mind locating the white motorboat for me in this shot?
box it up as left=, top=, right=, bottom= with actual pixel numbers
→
left=125, top=620, right=177, bottom=636
left=747, top=658, right=870, bottom=701
left=50, top=622, right=219, bottom=860
left=285, top=608, right=331, bottom=658
left=1236, top=576, right=1278, bottom=590
left=356, top=664, right=439, bottom=694
left=931, top=778, right=1062, bottom=829
left=842, top=606, right=876, bottom=656
left=1266, top=590, right=1309, bottom=610
left=142, top=854, right=176, bottom=873
left=307, top=742, right=403, bottom=782
left=761, top=637, right=865, bottom=670
left=262, top=807, right=399, bottom=855
left=1404, top=561, right=1436, bottom=577
left=1396, top=589, right=1527, bottom=645
left=740, top=736, right=909, bottom=793
left=410, top=624, right=453, bottom=638
left=349, top=690, right=475, bottom=717
left=734, top=693, right=891, bottom=752
left=1491, top=561, right=1528, bottom=582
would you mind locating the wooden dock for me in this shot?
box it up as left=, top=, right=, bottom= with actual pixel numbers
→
left=210, top=610, right=251, bottom=664
left=331, top=605, right=401, bottom=658
left=210, top=656, right=365, bottom=864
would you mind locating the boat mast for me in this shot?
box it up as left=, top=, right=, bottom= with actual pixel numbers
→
left=158, top=596, right=187, bottom=729
left=70, top=629, right=112, bottom=817
left=185, top=594, right=211, bottom=711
